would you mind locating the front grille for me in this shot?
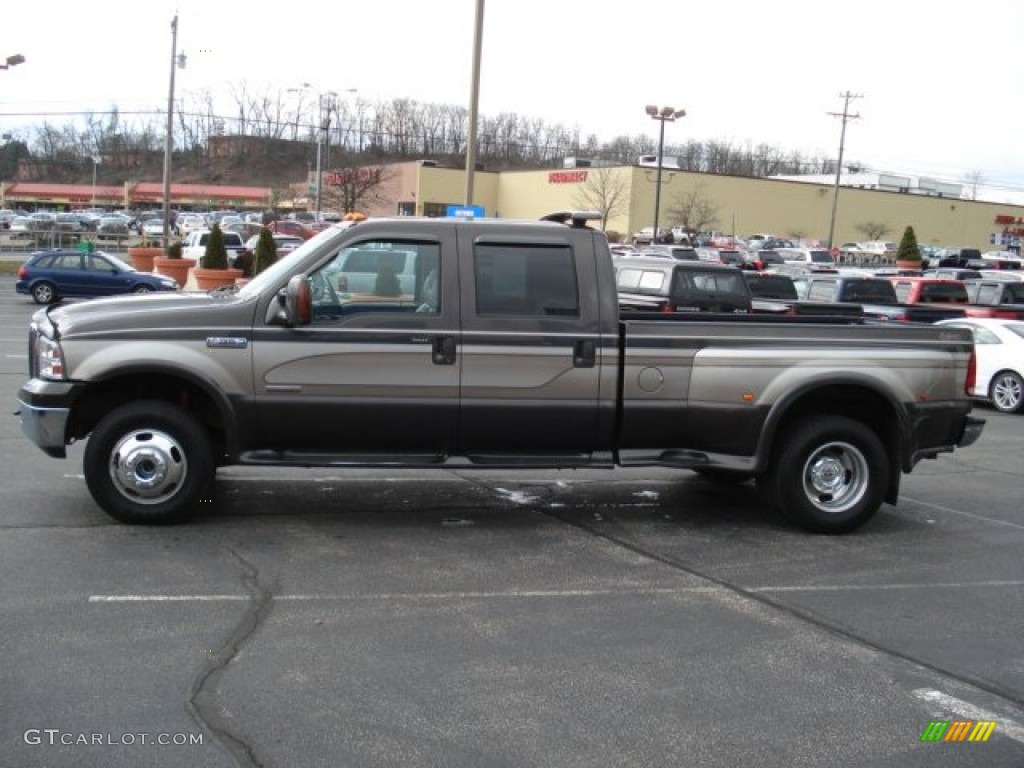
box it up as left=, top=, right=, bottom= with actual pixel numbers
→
left=27, top=324, right=37, bottom=378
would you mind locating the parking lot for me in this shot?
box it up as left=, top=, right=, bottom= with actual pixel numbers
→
left=0, top=274, right=1022, bottom=767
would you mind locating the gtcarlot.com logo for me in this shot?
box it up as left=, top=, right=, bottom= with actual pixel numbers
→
left=921, top=720, right=997, bottom=742
left=24, top=729, right=203, bottom=747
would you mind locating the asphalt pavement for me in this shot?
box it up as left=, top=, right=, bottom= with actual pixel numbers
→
left=0, top=276, right=1021, bottom=768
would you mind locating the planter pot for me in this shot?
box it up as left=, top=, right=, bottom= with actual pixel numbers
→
left=153, top=257, right=195, bottom=288
left=193, top=267, right=244, bottom=291
left=895, top=259, right=923, bottom=271
left=127, top=247, right=163, bottom=273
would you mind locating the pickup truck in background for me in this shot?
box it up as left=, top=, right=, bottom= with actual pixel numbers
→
left=961, top=280, right=1024, bottom=320
left=17, top=212, right=984, bottom=534
left=795, top=274, right=966, bottom=323
left=614, top=257, right=753, bottom=314
left=887, top=276, right=1024, bottom=321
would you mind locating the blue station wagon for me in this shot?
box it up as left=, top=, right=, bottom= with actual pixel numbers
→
left=16, top=249, right=178, bottom=304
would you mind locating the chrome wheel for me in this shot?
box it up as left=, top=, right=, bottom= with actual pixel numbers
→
left=108, top=429, right=188, bottom=505
left=800, top=440, right=870, bottom=515
left=32, top=282, right=56, bottom=304
left=991, top=372, right=1024, bottom=414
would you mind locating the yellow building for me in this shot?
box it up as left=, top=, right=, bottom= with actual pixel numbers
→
left=375, top=161, right=1024, bottom=251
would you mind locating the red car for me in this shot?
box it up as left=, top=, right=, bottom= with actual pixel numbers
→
left=271, top=220, right=315, bottom=240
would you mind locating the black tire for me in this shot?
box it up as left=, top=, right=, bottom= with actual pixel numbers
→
left=83, top=401, right=215, bottom=524
left=31, top=281, right=57, bottom=304
left=990, top=370, right=1024, bottom=414
left=763, top=416, right=889, bottom=534
left=132, top=284, right=154, bottom=294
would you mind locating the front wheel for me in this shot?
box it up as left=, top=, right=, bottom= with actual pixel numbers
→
left=990, top=370, right=1024, bottom=413
left=764, top=416, right=889, bottom=534
left=83, top=401, right=215, bottom=524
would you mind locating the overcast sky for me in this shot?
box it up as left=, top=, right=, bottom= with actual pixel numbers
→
left=2, top=0, right=1022, bottom=197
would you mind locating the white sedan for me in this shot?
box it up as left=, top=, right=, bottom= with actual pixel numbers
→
left=937, top=318, right=1024, bottom=413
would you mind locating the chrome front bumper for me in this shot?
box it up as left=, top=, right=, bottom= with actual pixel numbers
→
left=16, top=399, right=70, bottom=458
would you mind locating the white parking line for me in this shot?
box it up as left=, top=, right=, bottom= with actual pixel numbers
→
left=902, top=495, right=1024, bottom=532
left=89, top=586, right=723, bottom=603
left=755, top=580, right=1024, bottom=593
left=913, top=689, right=1024, bottom=743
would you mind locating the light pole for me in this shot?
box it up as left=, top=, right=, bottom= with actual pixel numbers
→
left=0, top=54, right=26, bottom=71
left=464, top=0, right=485, bottom=206
left=314, top=91, right=338, bottom=218
left=161, top=16, right=186, bottom=252
left=91, top=156, right=100, bottom=206
left=645, top=105, right=685, bottom=243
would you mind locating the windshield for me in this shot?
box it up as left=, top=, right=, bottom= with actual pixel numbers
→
left=236, top=223, right=352, bottom=299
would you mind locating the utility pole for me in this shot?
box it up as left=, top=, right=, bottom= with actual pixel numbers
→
left=826, top=91, right=861, bottom=249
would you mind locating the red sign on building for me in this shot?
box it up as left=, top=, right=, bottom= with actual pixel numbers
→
left=548, top=171, right=588, bottom=184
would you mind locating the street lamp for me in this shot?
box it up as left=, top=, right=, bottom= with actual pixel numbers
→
left=645, top=105, right=685, bottom=243
left=161, top=15, right=186, bottom=252
left=314, top=91, right=337, bottom=218
left=0, top=54, right=26, bottom=70
left=91, top=156, right=101, bottom=206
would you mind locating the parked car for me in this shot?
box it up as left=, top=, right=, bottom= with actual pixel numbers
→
left=242, top=233, right=304, bottom=257
left=643, top=244, right=699, bottom=261
left=936, top=318, right=1024, bottom=413
left=140, top=218, right=174, bottom=240
left=181, top=229, right=248, bottom=264
left=776, top=247, right=835, bottom=267
left=272, top=220, right=315, bottom=240
left=630, top=226, right=671, bottom=246
left=15, top=249, right=178, bottom=304
left=176, top=214, right=206, bottom=238
left=7, top=216, right=34, bottom=238
left=613, top=256, right=753, bottom=314
left=95, top=216, right=132, bottom=241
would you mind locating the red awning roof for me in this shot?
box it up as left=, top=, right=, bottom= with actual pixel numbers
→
left=4, top=183, right=122, bottom=198
left=129, top=182, right=270, bottom=202
left=2, top=182, right=271, bottom=204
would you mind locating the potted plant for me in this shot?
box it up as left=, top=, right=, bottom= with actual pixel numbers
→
left=153, top=240, right=194, bottom=289
left=192, top=223, right=242, bottom=290
left=253, top=226, right=279, bottom=275
left=895, top=225, right=923, bottom=271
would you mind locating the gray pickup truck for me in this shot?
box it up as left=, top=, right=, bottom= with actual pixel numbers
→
left=17, top=212, right=984, bottom=533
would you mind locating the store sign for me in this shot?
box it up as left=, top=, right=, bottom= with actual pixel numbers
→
left=324, top=168, right=381, bottom=186
left=548, top=170, right=588, bottom=184
left=995, top=215, right=1024, bottom=236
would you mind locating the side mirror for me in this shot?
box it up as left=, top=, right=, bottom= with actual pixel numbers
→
left=273, top=274, right=311, bottom=327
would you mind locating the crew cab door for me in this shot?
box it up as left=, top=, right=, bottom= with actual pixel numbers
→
left=249, top=228, right=459, bottom=457
left=455, top=230, right=608, bottom=460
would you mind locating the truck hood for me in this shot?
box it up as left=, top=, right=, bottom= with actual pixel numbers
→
left=40, top=289, right=259, bottom=339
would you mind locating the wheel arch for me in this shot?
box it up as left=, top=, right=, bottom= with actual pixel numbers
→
left=66, top=366, right=240, bottom=463
left=756, top=380, right=907, bottom=503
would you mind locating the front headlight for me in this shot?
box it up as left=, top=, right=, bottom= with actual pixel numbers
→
left=34, top=333, right=66, bottom=380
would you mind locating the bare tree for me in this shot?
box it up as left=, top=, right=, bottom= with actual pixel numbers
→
left=320, top=157, right=397, bottom=214
left=571, top=167, right=629, bottom=231
left=666, top=184, right=720, bottom=235
left=855, top=221, right=891, bottom=241
left=962, top=170, right=986, bottom=201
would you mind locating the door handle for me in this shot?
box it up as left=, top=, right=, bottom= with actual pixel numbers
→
left=573, top=339, right=596, bottom=368
left=432, top=336, right=456, bottom=366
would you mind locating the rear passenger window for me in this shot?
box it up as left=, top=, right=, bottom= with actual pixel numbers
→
left=475, top=244, right=579, bottom=317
